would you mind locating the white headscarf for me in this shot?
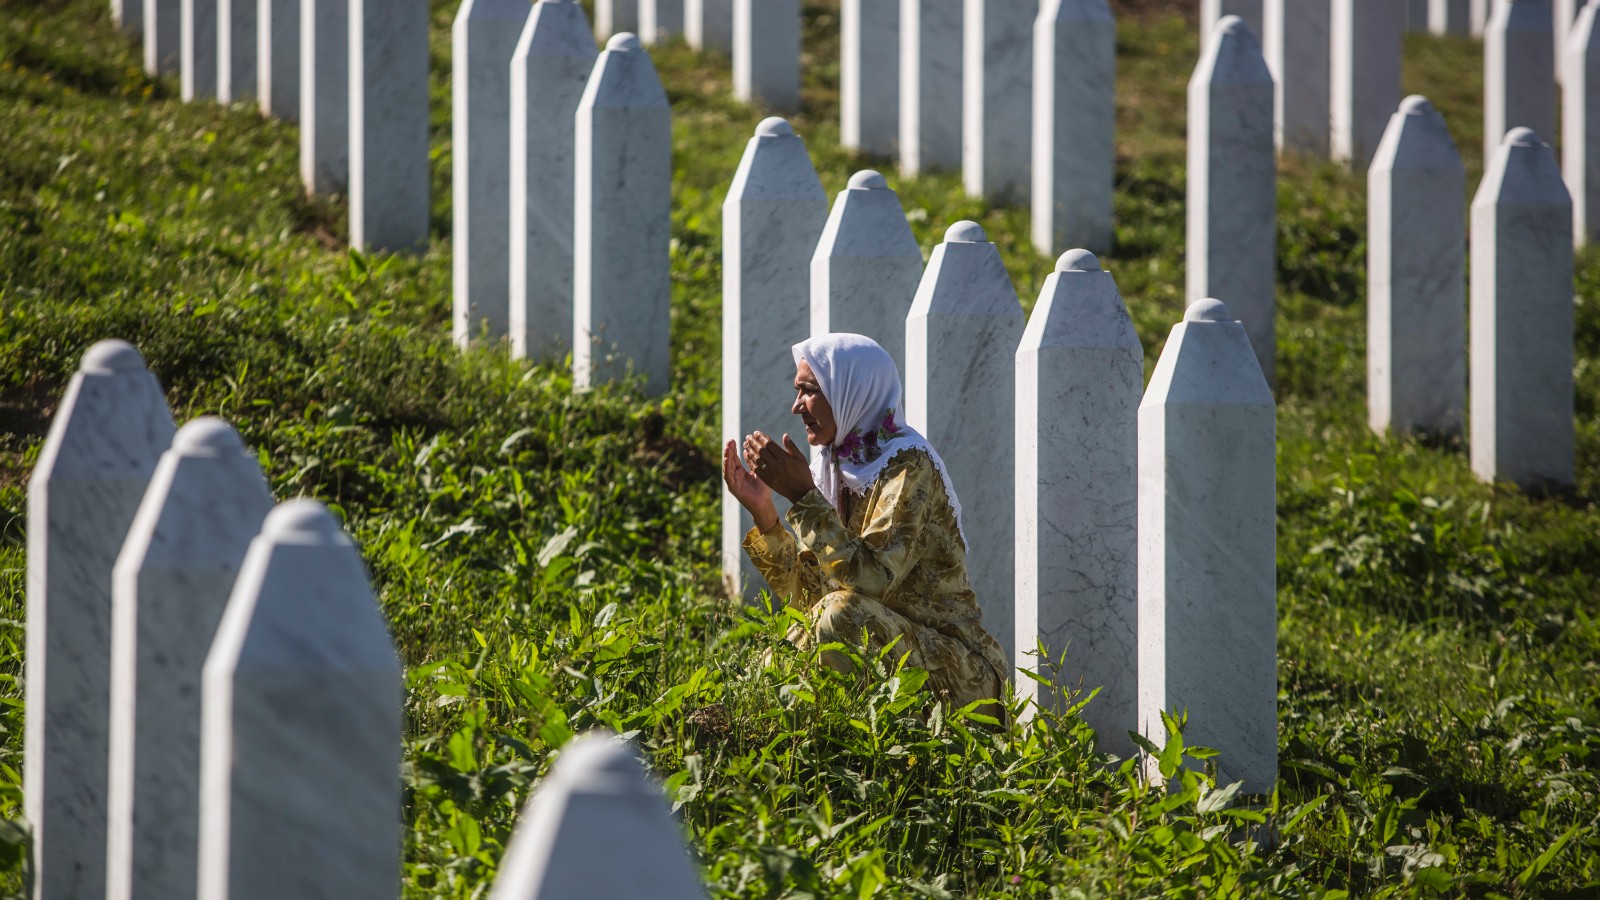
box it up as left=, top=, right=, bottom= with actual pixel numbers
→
left=791, top=333, right=966, bottom=544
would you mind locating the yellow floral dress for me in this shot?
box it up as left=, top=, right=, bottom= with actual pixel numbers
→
left=743, top=447, right=1010, bottom=716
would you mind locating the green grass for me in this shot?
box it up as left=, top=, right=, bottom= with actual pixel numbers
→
left=0, top=0, right=1597, bottom=896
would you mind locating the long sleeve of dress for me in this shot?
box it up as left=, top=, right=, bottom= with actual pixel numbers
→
left=742, top=522, right=832, bottom=610
left=777, top=450, right=933, bottom=601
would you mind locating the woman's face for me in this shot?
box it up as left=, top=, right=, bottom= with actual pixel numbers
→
left=791, top=360, right=838, bottom=447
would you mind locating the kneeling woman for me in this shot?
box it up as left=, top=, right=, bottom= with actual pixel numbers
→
left=721, top=333, right=1008, bottom=719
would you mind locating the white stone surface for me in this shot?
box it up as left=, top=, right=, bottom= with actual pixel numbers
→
left=218, top=0, right=257, bottom=103
left=900, top=0, right=964, bottom=175
left=905, top=221, right=1024, bottom=668
left=722, top=118, right=827, bottom=601
left=1138, top=298, right=1277, bottom=794
left=1015, top=249, right=1141, bottom=757
left=115, top=0, right=145, bottom=37
left=487, top=734, right=707, bottom=900
left=963, top=0, right=1033, bottom=203
left=1368, top=96, right=1466, bottom=438
left=258, top=0, right=299, bottom=119
left=810, top=170, right=925, bottom=376
left=1188, top=16, right=1277, bottom=385
left=510, top=1, right=598, bottom=363
left=1331, top=0, right=1404, bottom=170
left=453, top=0, right=529, bottom=347
left=1474, top=0, right=1492, bottom=34
left=1264, top=0, right=1331, bottom=157
left=1409, top=0, right=1429, bottom=29
left=1201, top=0, right=1263, bottom=35
left=1486, top=0, right=1557, bottom=163
left=182, top=0, right=218, bottom=100
left=145, top=0, right=182, bottom=74
left=574, top=33, right=674, bottom=395
left=197, top=500, right=402, bottom=900
left=1032, top=0, right=1116, bottom=256
left=299, top=0, right=346, bottom=195
left=1565, top=0, right=1600, bottom=244
left=640, top=0, right=683, bottom=44
left=25, top=341, right=175, bottom=900
left=105, top=419, right=273, bottom=900
left=734, top=0, right=800, bottom=114
left=1431, top=0, right=1473, bottom=34
left=596, top=0, right=639, bottom=39
left=1557, top=0, right=1580, bottom=82
left=350, top=0, right=431, bottom=253
left=841, top=0, right=900, bottom=156
left=686, top=0, right=732, bottom=51
left=1471, top=127, right=1576, bottom=491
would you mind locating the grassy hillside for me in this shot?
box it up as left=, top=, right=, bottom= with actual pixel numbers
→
left=0, top=0, right=1596, bottom=896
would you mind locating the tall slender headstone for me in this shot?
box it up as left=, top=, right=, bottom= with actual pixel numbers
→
left=1565, top=0, right=1600, bottom=245
left=905, top=222, right=1024, bottom=666
left=181, top=0, right=219, bottom=100
left=1557, top=0, right=1580, bottom=81
left=842, top=0, right=900, bottom=156
left=1138, top=298, right=1277, bottom=794
left=1016, top=249, right=1141, bottom=755
left=217, top=0, right=257, bottom=102
left=1474, top=0, right=1492, bottom=34
left=686, top=0, right=732, bottom=52
left=734, top=0, right=800, bottom=114
left=145, top=0, right=182, bottom=75
left=196, top=501, right=402, bottom=900
left=900, top=0, right=964, bottom=175
left=510, top=0, right=598, bottom=363
left=299, top=0, right=347, bottom=195
left=1486, top=0, right=1557, bottom=163
left=1201, top=0, right=1263, bottom=35
left=810, top=170, right=925, bottom=375
left=722, top=118, right=828, bottom=599
left=1264, top=0, right=1331, bottom=157
left=1368, top=96, right=1466, bottom=438
left=596, top=0, right=639, bottom=39
left=453, top=0, right=530, bottom=347
left=1032, top=0, right=1115, bottom=256
left=259, top=0, right=299, bottom=120
left=1471, top=127, right=1575, bottom=491
left=1409, top=0, right=1430, bottom=29
left=486, top=735, right=707, bottom=900
left=1188, top=16, right=1277, bottom=385
left=640, top=0, right=684, bottom=44
left=115, top=0, right=146, bottom=37
left=26, top=341, right=176, bottom=900
left=964, top=0, right=1033, bottom=203
left=105, top=419, right=273, bottom=900
left=574, top=33, right=673, bottom=395
left=350, top=0, right=430, bottom=253
left=1431, top=0, right=1473, bottom=34
left=1331, top=0, right=1404, bottom=170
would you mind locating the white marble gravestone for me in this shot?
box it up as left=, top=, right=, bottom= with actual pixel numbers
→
left=1015, top=249, right=1141, bottom=757
left=810, top=170, right=925, bottom=376
left=597, top=0, right=640, bottom=39
left=1565, top=0, right=1600, bottom=245
left=217, top=0, right=257, bottom=103
left=640, top=0, right=684, bottom=44
left=197, top=500, right=402, bottom=900
left=1331, top=0, right=1404, bottom=170
left=734, top=0, right=800, bottom=114
left=115, top=0, right=145, bottom=37
left=299, top=0, right=346, bottom=195
left=1032, top=0, right=1116, bottom=257
left=26, top=340, right=176, bottom=900
left=181, top=0, right=219, bottom=100
left=686, top=0, right=732, bottom=52
left=1201, top=0, right=1263, bottom=35
left=1486, top=0, right=1557, bottom=163
left=1471, top=127, right=1576, bottom=491
left=145, top=0, right=182, bottom=75
left=1557, top=0, right=1580, bottom=82
left=350, top=0, right=430, bottom=253
left=900, top=0, right=964, bottom=175
left=453, top=0, right=530, bottom=347
left=486, top=734, right=707, bottom=900
left=1264, top=0, right=1331, bottom=157
left=963, top=0, right=1033, bottom=204
left=1369, top=96, right=1466, bottom=439
left=510, top=0, right=598, bottom=363
left=905, top=221, right=1024, bottom=665
left=1431, top=0, right=1473, bottom=34
left=574, top=33, right=673, bottom=395
left=842, top=0, right=900, bottom=156
left=258, top=0, right=299, bottom=120
left=1473, top=0, right=1493, bottom=34
left=105, top=418, right=274, bottom=900
left=722, top=118, right=828, bottom=600
left=1138, top=298, right=1277, bottom=794
left=1188, top=16, right=1277, bottom=385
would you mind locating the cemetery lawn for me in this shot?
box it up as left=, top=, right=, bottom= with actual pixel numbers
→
left=0, top=0, right=1597, bottom=896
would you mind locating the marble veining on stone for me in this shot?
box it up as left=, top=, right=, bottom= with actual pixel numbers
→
left=349, top=0, right=431, bottom=253
left=900, top=0, right=964, bottom=175
left=1032, top=0, right=1115, bottom=256
left=300, top=0, right=348, bottom=195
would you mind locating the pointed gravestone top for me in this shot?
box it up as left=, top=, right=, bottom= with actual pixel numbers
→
left=1056, top=248, right=1101, bottom=271
left=608, top=31, right=644, bottom=51
left=848, top=168, right=888, bottom=190
left=943, top=220, right=986, bottom=243
left=755, top=115, right=794, bottom=137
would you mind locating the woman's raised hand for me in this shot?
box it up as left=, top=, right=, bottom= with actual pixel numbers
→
left=744, top=431, right=815, bottom=504
left=722, top=439, right=778, bottom=532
